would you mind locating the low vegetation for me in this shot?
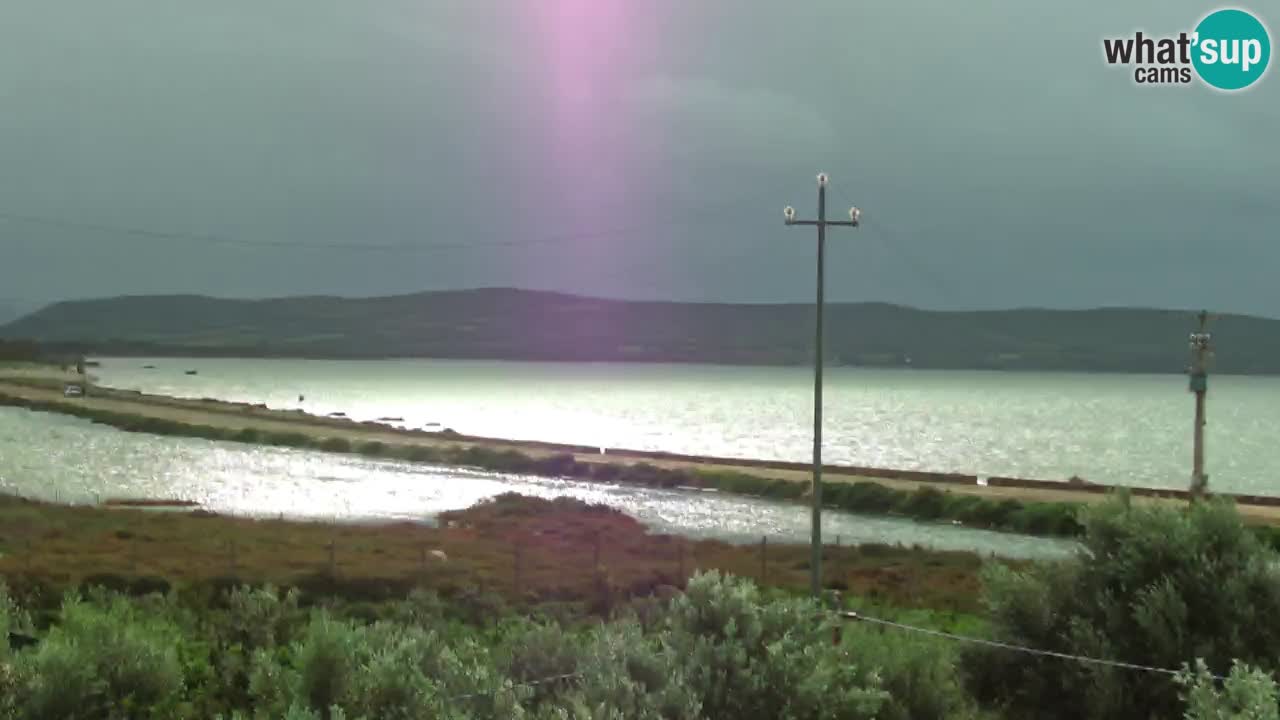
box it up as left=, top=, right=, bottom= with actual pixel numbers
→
left=4, top=494, right=1280, bottom=718
left=0, top=572, right=982, bottom=720
left=966, top=494, right=1280, bottom=719
left=0, top=492, right=987, bottom=614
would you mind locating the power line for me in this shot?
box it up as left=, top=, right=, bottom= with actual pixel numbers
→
left=840, top=610, right=1227, bottom=681
left=0, top=184, right=793, bottom=256
left=826, top=181, right=966, bottom=307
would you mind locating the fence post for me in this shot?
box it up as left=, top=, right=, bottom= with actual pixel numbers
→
left=760, top=535, right=767, bottom=585
left=326, top=540, right=336, bottom=577
left=419, top=544, right=427, bottom=575
left=677, top=541, right=685, bottom=583
left=513, top=542, right=523, bottom=597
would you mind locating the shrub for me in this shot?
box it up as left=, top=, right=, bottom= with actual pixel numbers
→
left=844, top=623, right=980, bottom=720
left=839, top=482, right=904, bottom=514
left=589, top=462, right=622, bottom=482
left=233, top=427, right=262, bottom=443
left=226, top=585, right=303, bottom=650
left=966, top=496, right=1280, bottom=720
left=567, top=619, right=702, bottom=719
left=497, top=622, right=582, bottom=707
left=295, top=614, right=357, bottom=716
left=319, top=437, right=352, bottom=453
left=188, top=424, right=232, bottom=441
left=266, top=431, right=313, bottom=448
left=356, top=441, right=386, bottom=456
left=1178, top=659, right=1280, bottom=720
left=662, top=571, right=887, bottom=719
left=13, top=594, right=185, bottom=719
left=402, top=446, right=439, bottom=463
left=898, top=487, right=948, bottom=521
left=1005, top=502, right=1082, bottom=536
left=530, top=453, right=581, bottom=478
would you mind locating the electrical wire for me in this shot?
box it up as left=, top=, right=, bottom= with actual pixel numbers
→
left=839, top=610, right=1228, bottom=681
left=0, top=182, right=792, bottom=256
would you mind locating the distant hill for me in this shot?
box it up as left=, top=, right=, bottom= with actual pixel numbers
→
left=2, top=288, right=1277, bottom=374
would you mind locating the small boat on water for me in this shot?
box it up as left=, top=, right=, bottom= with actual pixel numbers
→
left=184, top=370, right=198, bottom=376
left=142, top=364, right=156, bottom=369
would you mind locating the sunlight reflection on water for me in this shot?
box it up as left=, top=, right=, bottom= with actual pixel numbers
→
left=0, top=408, right=1071, bottom=559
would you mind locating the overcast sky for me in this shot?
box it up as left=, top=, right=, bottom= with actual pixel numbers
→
left=0, top=1, right=1276, bottom=319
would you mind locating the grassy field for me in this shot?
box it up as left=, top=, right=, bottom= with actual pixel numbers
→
left=0, top=492, right=989, bottom=617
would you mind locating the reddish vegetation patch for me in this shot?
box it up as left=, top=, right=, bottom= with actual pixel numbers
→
left=440, top=493, right=644, bottom=544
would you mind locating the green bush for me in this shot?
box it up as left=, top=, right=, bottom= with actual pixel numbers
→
left=838, top=481, right=905, bottom=514
left=0, top=570, right=991, bottom=718
left=319, top=437, right=352, bottom=453
left=589, top=462, right=622, bottom=482
left=401, top=446, right=439, bottom=463
left=295, top=614, right=358, bottom=716
left=699, top=470, right=770, bottom=496
left=1005, top=502, right=1082, bottom=536
left=844, top=623, right=981, bottom=720
left=266, top=431, right=313, bottom=448
left=356, top=441, right=386, bottom=456
left=966, top=495, right=1280, bottom=720
left=233, top=427, right=262, bottom=443
left=1178, top=659, right=1280, bottom=720
left=898, top=486, right=948, bottom=520
left=226, top=585, right=303, bottom=651
left=662, top=571, right=887, bottom=719
left=530, top=453, right=582, bottom=478
left=12, top=595, right=185, bottom=719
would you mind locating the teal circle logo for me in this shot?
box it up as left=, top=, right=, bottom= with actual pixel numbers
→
left=1192, top=9, right=1271, bottom=90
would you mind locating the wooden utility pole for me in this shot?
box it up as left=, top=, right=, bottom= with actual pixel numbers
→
left=784, top=173, right=861, bottom=596
left=1188, top=311, right=1212, bottom=498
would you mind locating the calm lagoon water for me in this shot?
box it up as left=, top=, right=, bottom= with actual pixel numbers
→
left=94, top=357, right=1280, bottom=494
left=0, top=407, right=1069, bottom=558
left=7, top=356, right=1273, bottom=559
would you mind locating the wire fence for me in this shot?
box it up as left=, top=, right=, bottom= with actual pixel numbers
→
left=0, top=486, right=1237, bottom=693
left=839, top=609, right=1228, bottom=682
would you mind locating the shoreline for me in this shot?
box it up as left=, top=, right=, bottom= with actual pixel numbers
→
left=4, top=367, right=1280, bottom=537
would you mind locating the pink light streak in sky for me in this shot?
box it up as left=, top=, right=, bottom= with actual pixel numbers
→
left=522, top=1, right=663, bottom=254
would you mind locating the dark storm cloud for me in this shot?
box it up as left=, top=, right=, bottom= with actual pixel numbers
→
left=0, top=1, right=1276, bottom=316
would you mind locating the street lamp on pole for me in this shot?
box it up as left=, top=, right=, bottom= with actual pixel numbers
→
left=784, top=172, right=861, bottom=596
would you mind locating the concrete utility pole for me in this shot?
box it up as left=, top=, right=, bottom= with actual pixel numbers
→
left=784, top=173, right=861, bottom=596
left=1188, top=311, right=1213, bottom=498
